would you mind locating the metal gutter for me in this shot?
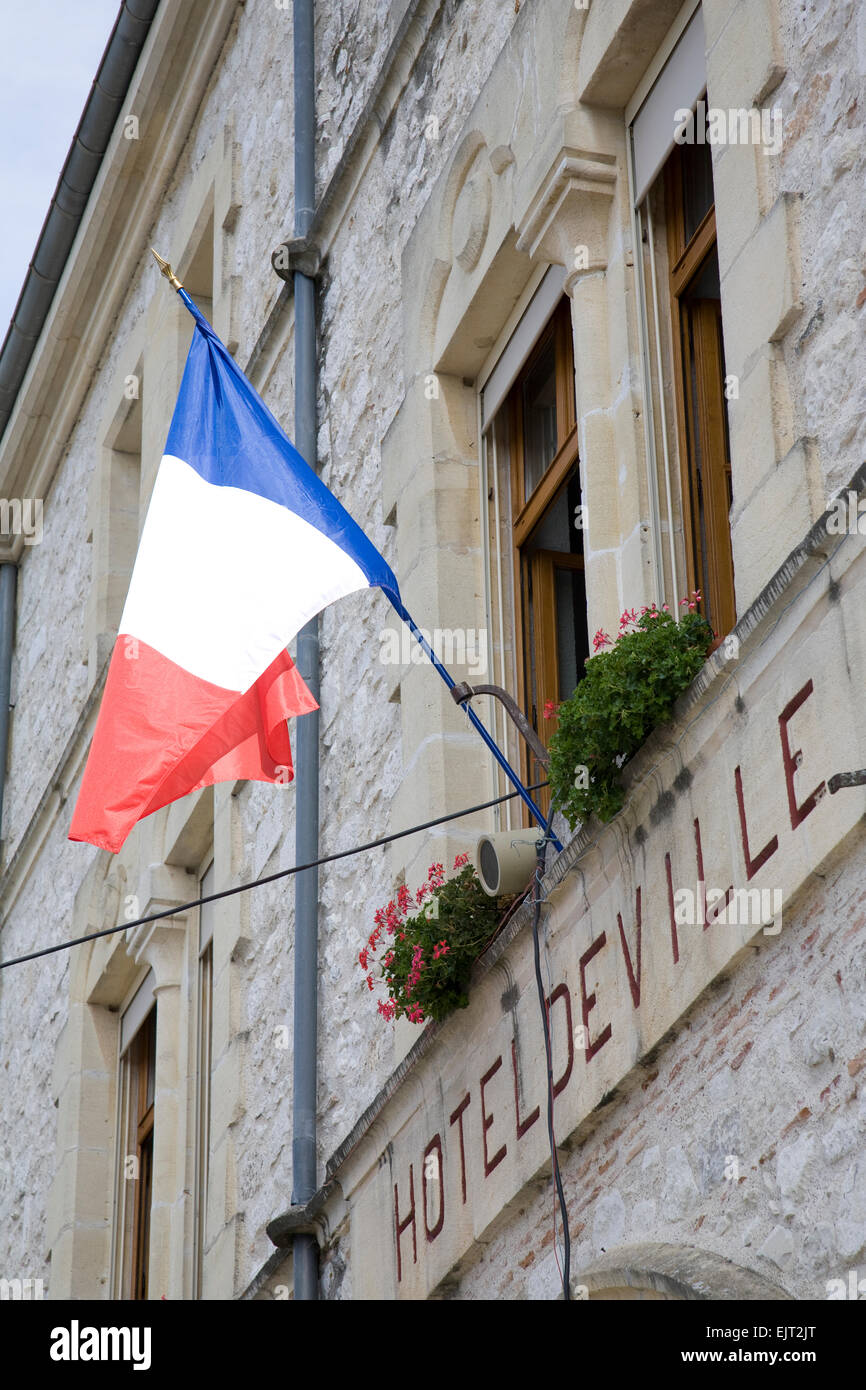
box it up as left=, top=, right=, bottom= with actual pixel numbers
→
left=0, top=565, right=17, bottom=849
left=0, top=0, right=160, bottom=443
left=291, top=0, right=321, bottom=1304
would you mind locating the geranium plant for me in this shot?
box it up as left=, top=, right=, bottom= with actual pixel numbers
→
left=548, top=594, right=713, bottom=828
left=360, top=855, right=506, bottom=1025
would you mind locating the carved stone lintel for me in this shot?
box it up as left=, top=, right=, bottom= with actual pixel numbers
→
left=452, top=162, right=492, bottom=273
left=516, top=150, right=617, bottom=292
left=125, top=863, right=196, bottom=989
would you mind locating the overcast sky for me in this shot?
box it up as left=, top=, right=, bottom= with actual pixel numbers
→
left=0, top=0, right=121, bottom=341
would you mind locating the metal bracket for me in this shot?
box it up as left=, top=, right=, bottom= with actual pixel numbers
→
left=271, top=236, right=324, bottom=281
left=450, top=681, right=550, bottom=770
left=828, top=769, right=866, bottom=793
left=266, top=1178, right=337, bottom=1249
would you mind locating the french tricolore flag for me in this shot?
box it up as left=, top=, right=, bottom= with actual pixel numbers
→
left=70, top=292, right=399, bottom=852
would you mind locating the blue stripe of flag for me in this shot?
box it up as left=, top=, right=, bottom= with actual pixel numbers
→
left=166, top=291, right=400, bottom=603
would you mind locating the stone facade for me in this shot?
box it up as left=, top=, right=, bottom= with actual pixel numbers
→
left=0, top=0, right=864, bottom=1302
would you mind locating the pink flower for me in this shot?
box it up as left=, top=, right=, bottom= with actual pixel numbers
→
left=406, top=1003, right=424, bottom=1025
left=453, top=852, right=470, bottom=869
left=592, top=628, right=611, bottom=652
left=542, top=698, right=557, bottom=720
left=377, top=998, right=396, bottom=1022
left=432, top=940, right=450, bottom=960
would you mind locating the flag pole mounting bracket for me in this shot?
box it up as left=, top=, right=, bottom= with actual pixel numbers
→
left=450, top=681, right=550, bottom=771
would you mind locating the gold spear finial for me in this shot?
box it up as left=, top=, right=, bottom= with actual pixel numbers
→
left=151, top=248, right=183, bottom=291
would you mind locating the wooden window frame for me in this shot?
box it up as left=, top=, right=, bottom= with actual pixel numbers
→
left=665, top=141, right=736, bottom=637
left=504, top=298, right=582, bottom=812
left=194, top=863, right=214, bottom=1301
left=120, top=1006, right=156, bottom=1301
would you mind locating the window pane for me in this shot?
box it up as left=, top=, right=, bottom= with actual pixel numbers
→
left=135, top=1131, right=153, bottom=1301
left=195, top=939, right=213, bottom=1299
left=523, top=467, right=583, bottom=557
left=681, top=129, right=714, bottom=243
left=521, top=335, right=557, bottom=502
left=144, top=1012, right=156, bottom=1111
left=681, top=242, right=734, bottom=633
left=555, top=566, right=586, bottom=700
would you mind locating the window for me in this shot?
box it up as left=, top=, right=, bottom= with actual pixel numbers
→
left=664, top=126, right=735, bottom=636
left=194, top=860, right=215, bottom=1298
left=628, top=3, right=736, bottom=637
left=115, top=976, right=156, bottom=1300
left=484, top=290, right=588, bottom=817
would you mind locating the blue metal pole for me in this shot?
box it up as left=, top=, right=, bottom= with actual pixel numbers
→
left=389, top=598, right=562, bottom=852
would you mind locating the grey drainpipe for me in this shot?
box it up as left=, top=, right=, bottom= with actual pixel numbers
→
left=0, top=565, right=16, bottom=850
left=291, top=0, right=321, bottom=1302
left=0, top=0, right=160, bottom=443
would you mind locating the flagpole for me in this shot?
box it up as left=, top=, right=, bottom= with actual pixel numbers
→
left=389, top=598, right=562, bottom=852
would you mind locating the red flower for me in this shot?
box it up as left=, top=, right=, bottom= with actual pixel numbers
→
left=542, top=698, right=557, bottom=720
left=358, top=947, right=368, bottom=971
left=453, top=852, right=470, bottom=869
left=366, top=973, right=374, bottom=991
left=432, top=939, right=450, bottom=960
left=592, top=628, right=611, bottom=652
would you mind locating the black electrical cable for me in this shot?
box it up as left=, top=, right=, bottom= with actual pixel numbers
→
left=0, top=781, right=549, bottom=971
left=4, top=528, right=848, bottom=979
left=530, top=803, right=572, bottom=1301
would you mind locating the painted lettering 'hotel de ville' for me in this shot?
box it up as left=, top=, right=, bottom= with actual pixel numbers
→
left=1, top=0, right=865, bottom=1302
